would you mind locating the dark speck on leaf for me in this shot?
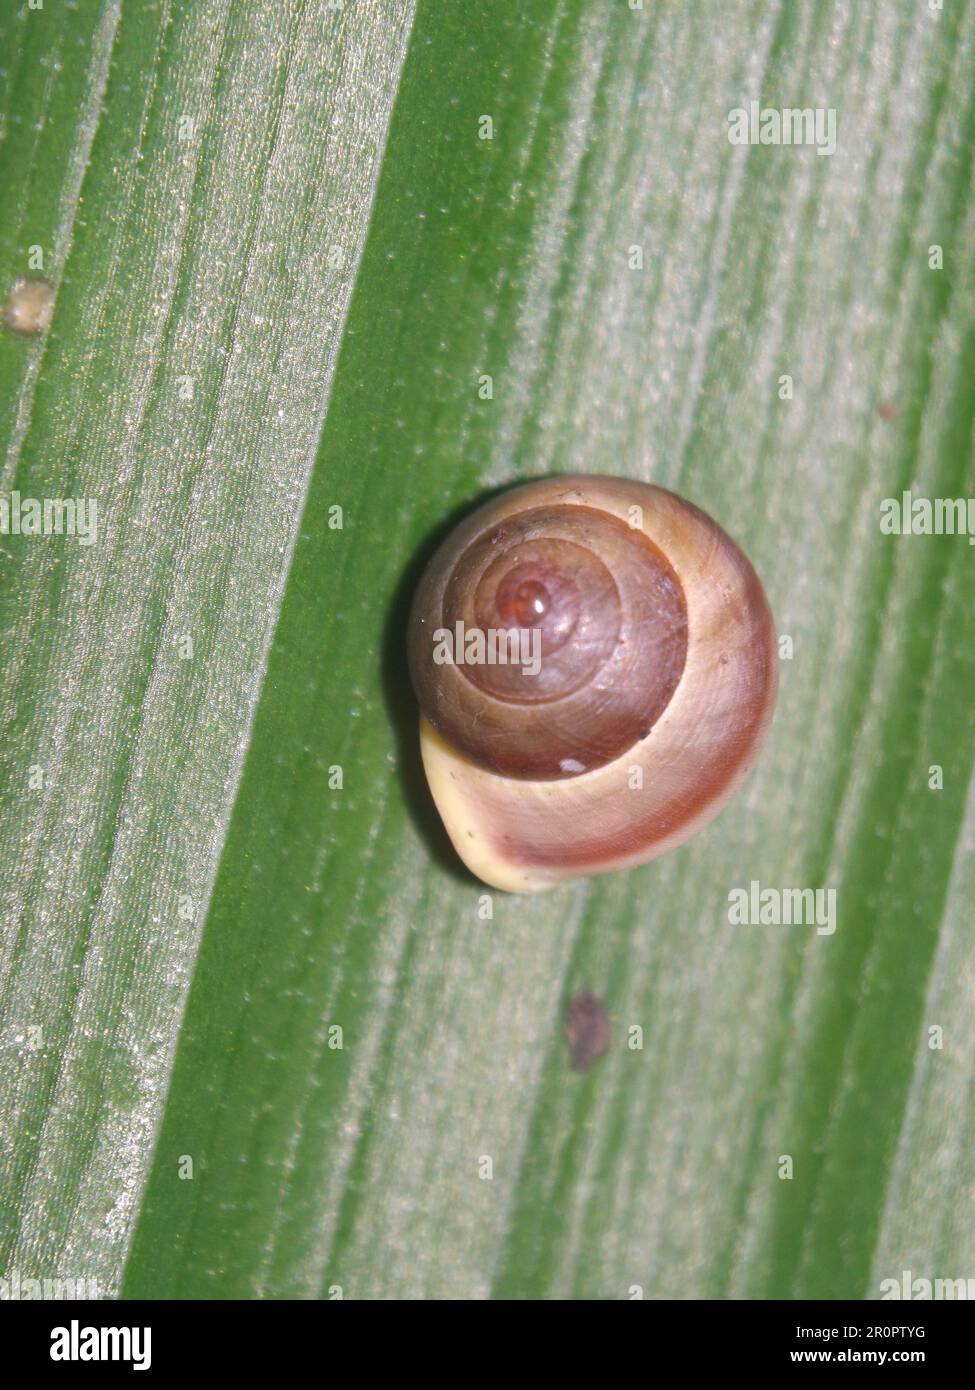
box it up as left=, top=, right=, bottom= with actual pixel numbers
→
left=565, top=990, right=610, bottom=1073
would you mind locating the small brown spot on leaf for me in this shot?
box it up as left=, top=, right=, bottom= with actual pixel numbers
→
left=565, top=990, right=610, bottom=1073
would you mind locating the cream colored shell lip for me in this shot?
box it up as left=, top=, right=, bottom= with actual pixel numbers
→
left=420, top=716, right=569, bottom=892
left=415, top=475, right=778, bottom=894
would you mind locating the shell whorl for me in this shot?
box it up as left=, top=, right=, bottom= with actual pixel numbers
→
left=408, top=476, right=777, bottom=892
left=410, top=497, right=688, bottom=778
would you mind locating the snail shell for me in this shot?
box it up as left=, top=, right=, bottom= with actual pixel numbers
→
left=408, top=475, right=777, bottom=893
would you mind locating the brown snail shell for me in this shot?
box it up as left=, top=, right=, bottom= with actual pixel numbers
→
left=407, top=475, right=777, bottom=893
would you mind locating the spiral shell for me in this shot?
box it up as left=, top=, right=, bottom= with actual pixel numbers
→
left=408, top=475, right=777, bottom=892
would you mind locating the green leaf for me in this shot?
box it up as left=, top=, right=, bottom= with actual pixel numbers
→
left=0, top=0, right=413, bottom=1295
left=2, top=0, right=974, bottom=1301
